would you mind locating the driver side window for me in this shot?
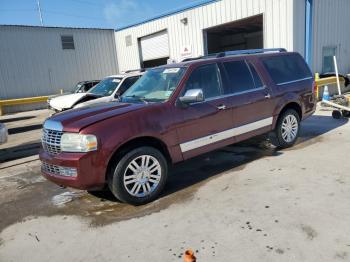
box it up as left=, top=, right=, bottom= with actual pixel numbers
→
left=185, top=64, right=222, bottom=100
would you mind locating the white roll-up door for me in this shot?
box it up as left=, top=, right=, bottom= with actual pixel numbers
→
left=140, top=31, right=169, bottom=61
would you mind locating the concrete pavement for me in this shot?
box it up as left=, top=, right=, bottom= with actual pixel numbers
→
left=0, top=107, right=350, bottom=261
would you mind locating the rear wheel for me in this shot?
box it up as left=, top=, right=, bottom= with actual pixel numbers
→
left=271, top=109, right=300, bottom=148
left=332, top=110, right=342, bottom=119
left=108, top=147, right=168, bottom=205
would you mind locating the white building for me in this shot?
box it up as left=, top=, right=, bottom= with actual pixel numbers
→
left=115, top=0, right=350, bottom=75
left=0, top=25, right=118, bottom=112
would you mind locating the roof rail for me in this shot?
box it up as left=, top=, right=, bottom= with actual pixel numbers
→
left=181, top=48, right=287, bottom=62
left=215, top=48, right=287, bottom=58
left=124, top=68, right=146, bottom=74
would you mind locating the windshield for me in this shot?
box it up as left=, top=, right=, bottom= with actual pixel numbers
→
left=72, top=83, right=83, bottom=93
left=121, top=67, right=186, bottom=103
left=88, top=77, right=122, bottom=96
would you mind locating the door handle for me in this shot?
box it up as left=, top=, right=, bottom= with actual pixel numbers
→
left=265, top=93, right=271, bottom=99
left=217, top=104, right=227, bottom=110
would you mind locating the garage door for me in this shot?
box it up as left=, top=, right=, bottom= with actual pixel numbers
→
left=140, top=31, right=169, bottom=61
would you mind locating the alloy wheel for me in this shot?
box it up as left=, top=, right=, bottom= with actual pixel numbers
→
left=123, top=155, right=162, bottom=197
left=281, top=114, right=298, bottom=143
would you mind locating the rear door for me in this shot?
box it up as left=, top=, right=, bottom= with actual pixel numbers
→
left=221, top=58, right=276, bottom=142
left=175, top=63, right=233, bottom=159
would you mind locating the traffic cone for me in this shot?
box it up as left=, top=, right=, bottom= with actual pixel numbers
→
left=183, top=250, right=196, bottom=262
left=322, top=85, right=330, bottom=101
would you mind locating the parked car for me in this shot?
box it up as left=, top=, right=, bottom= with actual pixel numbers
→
left=40, top=48, right=316, bottom=205
left=47, top=80, right=100, bottom=107
left=48, top=72, right=143, bottom=112
left=0, top=123, right=8, bottom=144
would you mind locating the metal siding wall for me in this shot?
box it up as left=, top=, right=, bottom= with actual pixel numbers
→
left=115, top=0, right=296, bottom=72
left=292, top=0, right=306, bottom=61
left=312, top=0, right=350, bottom=73
left=0, top=26, right=118, bottom=113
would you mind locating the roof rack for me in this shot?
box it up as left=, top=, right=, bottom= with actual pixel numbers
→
left=124, top=68, right=146, bottom=74
left=216, top=48, right=287, bottom=58
left=182, top=48, right=287, bottom=62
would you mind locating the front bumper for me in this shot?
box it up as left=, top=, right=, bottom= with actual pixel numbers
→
left=39, top=150, right=106, bottom=190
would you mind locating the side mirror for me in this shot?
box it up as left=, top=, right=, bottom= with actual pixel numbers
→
left=179, top=89, right=204, bottom=104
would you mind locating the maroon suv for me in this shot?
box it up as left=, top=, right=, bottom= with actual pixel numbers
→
left=40, top=48, right=316, bottom=205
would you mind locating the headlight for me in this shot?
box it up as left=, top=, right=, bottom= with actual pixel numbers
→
left=60, top=133, right=97, bottom=152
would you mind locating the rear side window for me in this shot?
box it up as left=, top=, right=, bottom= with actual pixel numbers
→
left=248, top=63, right=263, bottom=88
left=223, top=60, right=256, bottom=94
left=185, top=64, right=221, bottom=99
left=262, top=54, right=311, bottom=85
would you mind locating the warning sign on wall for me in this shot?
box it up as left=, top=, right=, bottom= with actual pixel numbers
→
left=180, top=45, right=192, bottom=57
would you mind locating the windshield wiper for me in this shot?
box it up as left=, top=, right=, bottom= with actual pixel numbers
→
left=124, top=95, right=149, bottom=104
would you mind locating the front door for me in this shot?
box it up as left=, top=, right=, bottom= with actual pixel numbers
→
left=175, top=63, right=233, bottom=160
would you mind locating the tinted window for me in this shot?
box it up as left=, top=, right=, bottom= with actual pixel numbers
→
left=223, top=60, right=256, bottom=94
left=89, top=77, right=122, bottom=96
left=185, top=64, right=221, bottom=99
left=262, top=54, right=311, bottom=84
left=248, top=63, right=263, bottom=88
left=117, top=76, right=140, bottom=96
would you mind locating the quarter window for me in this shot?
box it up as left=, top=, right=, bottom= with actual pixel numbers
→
left=185, top=64, right=222, bottom=100
left=223, top=60, right=256, bottom=94
left=262, top=54, right=311, bottom=85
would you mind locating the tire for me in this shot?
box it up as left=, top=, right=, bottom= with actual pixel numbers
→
left=271, top=109, right=300, bottom=149
left=332, top=110, right=342, bottom=119
left=108, top=146, right=168, bottom=205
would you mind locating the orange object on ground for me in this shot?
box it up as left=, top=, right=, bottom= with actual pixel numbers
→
left=183, top=249, right=196, bottom=262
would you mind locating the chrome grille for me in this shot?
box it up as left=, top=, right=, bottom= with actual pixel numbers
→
left=41, top=162, right=77, bottom=177
left=42, top=128, right=63, bottom=155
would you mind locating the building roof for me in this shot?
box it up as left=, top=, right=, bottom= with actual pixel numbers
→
left=0, top=24, right=114, bottom=31
left=115, top=0, right=221, bottom=31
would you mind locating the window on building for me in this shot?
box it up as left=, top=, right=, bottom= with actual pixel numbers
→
left=322, top=46, right=337, bottom=73
left=261, top=54, right=311, bottom=85
left=125, top=35, right=132, bottom=47
left=222, top=60, right=256, bottom=94
left=185, top=64, right=222, bottom=100
left=61, top=35, right=75, bottom=50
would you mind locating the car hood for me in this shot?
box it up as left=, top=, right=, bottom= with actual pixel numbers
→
left=49, top=93, right=88, bottom=111
left=48, top=102, right=148, bottom=132
left=73, top=96, right=113, bottom=108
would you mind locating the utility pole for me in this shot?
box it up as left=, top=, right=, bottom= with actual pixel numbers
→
left=37, top=0, right=44, bottom=26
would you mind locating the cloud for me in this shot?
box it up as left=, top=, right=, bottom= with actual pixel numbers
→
left=104, top=0, right=154, bottom=27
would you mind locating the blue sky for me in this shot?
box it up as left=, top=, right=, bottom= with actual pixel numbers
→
left=0, top=0, right=208, bottom=29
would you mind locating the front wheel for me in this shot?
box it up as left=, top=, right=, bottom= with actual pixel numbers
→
left=108, top=147, right=168, bottom=205
left=271, top=109, right=300, bottom=148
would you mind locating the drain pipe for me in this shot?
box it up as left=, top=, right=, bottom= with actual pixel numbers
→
left=305, top=0, right=313, bottom=68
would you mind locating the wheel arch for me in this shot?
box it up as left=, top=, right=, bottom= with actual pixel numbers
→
left=105, top=136, right=172, bottom=181
left=273, top=98, right=303, bottom=129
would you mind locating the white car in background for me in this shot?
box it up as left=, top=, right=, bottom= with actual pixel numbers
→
left=48, top=70, right=144, bottom=112
left=0, top=123, right=8, bottom=144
